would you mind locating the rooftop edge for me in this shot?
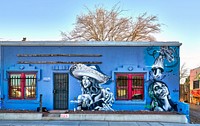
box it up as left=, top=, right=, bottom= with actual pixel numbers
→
left=0, top=41, right=182, bottom=47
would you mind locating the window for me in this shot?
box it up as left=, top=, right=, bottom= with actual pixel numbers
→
left=116, top=73, right=144, bottom=100
left=193, top=80, right=199, bottom=89
left=9, top=73, right=36, bottom=99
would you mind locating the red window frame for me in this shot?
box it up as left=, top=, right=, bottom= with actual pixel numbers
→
left=9, top=73, right=37, bottom=100
left=116, top=73, right=144, bottom=100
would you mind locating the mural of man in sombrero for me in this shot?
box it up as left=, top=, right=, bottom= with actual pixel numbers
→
left=70, top=64, right=114, bottom=111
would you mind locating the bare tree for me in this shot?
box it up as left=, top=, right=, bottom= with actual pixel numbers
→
left=61, top=5, right=161, bottom=41
left=180, top=63, right=189, bottom=84
left=185, top=76, right=190, bottom=85
left=180, top=63, right=189, bottom=80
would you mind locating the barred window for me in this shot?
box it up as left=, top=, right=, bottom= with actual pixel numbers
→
left=9, top=73, right=36, bottom=99
left=193, top=80, right=199, bottom=89
left=116, top=74, right=144, bottom=100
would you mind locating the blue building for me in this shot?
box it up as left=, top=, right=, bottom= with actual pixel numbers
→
left=0, top=41, right=188, bottom=117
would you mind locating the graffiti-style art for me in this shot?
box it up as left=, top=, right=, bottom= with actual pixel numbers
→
left=148, top=46, right=178, bottom=112
left=70, top=64, right=114, bottom=111
left=150, top=46, right=176, bottom=79
left=148, top=80, right=177, bottom=111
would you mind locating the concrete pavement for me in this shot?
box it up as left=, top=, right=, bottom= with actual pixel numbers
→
left=0, top=120, right=199, bottom=126
left=0, top=108, right=193, bottom=125
left=190, top=103, right=200, bottom=124
left=0, top=112, right=189, bottom=123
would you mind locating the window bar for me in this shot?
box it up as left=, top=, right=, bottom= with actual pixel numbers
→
left=30, top=76, right=32, bottom=98
left=10, top=77, right=13, bottom=98
left=15, top=76, right=17, bottom=98
left=21, top=73, right=25, bottom=99
left=122, top=77, right=124, bottom=99
left=16, top=76, right=19, bottom=98
left=120, top=77, right=122, bottom=99
left=27, top=76, right=30, bottom=98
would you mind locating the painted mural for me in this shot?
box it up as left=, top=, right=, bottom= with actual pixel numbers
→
left=70, top=64, right=114, bottom=111
left=148, top=80, right=177, bottom=111
left=148, top=46, right=178, bottom=112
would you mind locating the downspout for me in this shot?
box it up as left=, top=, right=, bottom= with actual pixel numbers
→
left=0, top=45, right=5, bottom=109
left=0, top=45, right=2, bottom=109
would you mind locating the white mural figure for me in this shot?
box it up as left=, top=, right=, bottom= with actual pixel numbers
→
left=148, top=80, right=177, bottom=111
left=151, top=46, right=175, bottom=79
left=70, top=64, right=114, bottom=111
left=148, top=46, right=177, bottom=112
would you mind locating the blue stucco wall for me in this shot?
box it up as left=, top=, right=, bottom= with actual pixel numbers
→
left=0, top=45, right=180, bottom=111
left=0, top=46, right=2, bottom=109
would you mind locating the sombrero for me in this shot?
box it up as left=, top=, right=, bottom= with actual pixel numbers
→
left=69, top=64, right=109, bottom=84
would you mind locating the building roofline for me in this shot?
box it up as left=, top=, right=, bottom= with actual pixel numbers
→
left=0, top=41, right=182, bottom=47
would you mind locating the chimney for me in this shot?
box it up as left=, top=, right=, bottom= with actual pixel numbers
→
left=22, top=37, right=26, bottom=41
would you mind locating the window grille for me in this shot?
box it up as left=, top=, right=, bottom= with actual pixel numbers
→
left=116, top=74, right=144, bottom=100
left=193, top=80, right=199, bottom=89
left=9, top=73, right=36, bottom=99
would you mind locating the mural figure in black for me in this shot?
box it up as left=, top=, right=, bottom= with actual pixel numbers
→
left=70, top=64, right=114, bottom=111
left=148, top=46, right=178, bottom=112
left=148, top=80, right=177, bottom=111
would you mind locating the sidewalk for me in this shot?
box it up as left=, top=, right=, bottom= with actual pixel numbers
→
left=190, top=103, right=200, bottom=124
left=0, top=112, right=188, bottom=124
left=0, top=120, right=199, bottom=126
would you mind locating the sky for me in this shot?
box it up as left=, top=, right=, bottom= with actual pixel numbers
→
left=0, top=0, right=200, bottom=72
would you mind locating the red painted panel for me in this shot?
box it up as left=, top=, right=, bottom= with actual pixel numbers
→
left=20, top=73, right=25, bottom=99
left=191, top=89, right=200, bottom=97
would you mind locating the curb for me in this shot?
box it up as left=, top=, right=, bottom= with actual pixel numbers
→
left=43, top=114, right=188, bottom=123
left=0, top=113, right=42, bottom=120
left=0, top=113, right=188, bottom=123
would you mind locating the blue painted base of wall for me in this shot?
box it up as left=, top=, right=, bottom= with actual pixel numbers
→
left=0, top=100, right=2, bottom=109
left=177, top=102, right=190, bottom=123
left=3, top=100, right=40, bottom=111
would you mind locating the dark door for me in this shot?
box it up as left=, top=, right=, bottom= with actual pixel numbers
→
left=53, top=73, right=68, bottom=110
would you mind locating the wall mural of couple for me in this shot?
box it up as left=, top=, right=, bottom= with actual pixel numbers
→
left=69, top=46, right=178, bottom=112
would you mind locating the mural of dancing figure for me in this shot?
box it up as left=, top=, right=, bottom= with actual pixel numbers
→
left=148, top=80, right=177, bottom=111
left=70, top=64, right=114, bottom=111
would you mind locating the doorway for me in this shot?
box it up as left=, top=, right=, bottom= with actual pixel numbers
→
left=53, top=73, right=69, bottom=110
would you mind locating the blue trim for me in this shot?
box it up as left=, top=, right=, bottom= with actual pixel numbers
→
left=4, top=64, right=41, bottom=80
left=112, top=65, right=149, bottom=80
left=5, top=99, right=39, bottom=104
left=115, top=100, right=146, bottom=105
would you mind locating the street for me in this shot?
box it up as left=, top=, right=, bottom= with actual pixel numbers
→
left=0, top=120, right=199, bottom=126
left=190, top=103, right=200, bottom=124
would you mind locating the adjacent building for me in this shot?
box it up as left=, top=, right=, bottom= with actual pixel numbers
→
left=190, top=67, right=200, bottom=104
